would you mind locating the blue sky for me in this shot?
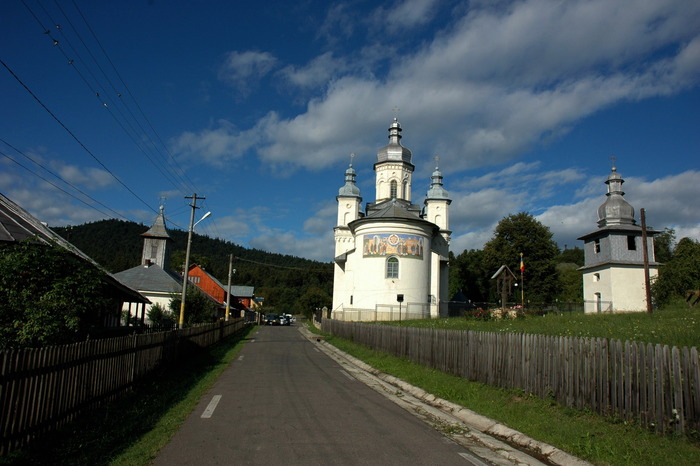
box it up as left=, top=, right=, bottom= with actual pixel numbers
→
left=2, top=0, right=699, bottom=262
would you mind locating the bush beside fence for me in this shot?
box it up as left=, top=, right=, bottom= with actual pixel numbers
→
left=321, top=319, right=700, bottom=436
left=0, top=318, right=248, bottom=456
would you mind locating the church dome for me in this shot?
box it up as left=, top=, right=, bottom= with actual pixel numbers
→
left=377, top=118, right=412, bottom=164
left=338, top=157, right=361, bottom=197
left=597, top=165, right=635, bottom=227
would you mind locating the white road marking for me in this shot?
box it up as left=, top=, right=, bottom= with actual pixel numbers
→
left=201, top=395, right=222, bottom=418
left=339, top=370, right=355, bottom=381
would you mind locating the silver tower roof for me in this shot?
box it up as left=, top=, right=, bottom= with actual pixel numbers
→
left=376, top=118, right=412, bottom=164
left=426, top=161, right=450, bottom=200
left=338, top=157, right=361, bottom=197
left=597, top=164, right=635, bottom=227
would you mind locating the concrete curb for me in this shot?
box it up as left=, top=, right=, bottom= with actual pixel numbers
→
left=301, top=325, right=591, bottom=466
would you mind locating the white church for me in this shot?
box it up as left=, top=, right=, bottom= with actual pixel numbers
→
left=578, top=163, right=660, bottom=313
left=332, top=118, right=451, bottom=321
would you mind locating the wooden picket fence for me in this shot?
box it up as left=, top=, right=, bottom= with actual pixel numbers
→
left=0, top=318, right=248, bottom=456
left=322, top=320, right=700, bottom=435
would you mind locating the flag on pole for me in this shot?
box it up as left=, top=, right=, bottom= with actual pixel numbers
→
left=519, top=253, right=524, bottom=272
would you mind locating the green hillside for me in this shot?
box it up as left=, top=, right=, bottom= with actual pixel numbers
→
left=52, top=219, right=333, bottom=313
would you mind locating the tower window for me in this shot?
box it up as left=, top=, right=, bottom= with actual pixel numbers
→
left=627, top=235, right=637, bottom=250
left=594, top=239, right=600, bottom=253
left=390, top=180, right=397, bottom=199
left=593, top=273, right=600, bottom=282
left=386, top=256, right=399, bottom=278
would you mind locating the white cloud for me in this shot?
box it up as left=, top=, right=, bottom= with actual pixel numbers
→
left=234, top=0, right=700, bottom=175
left=218, top=50, right=278, bottom=95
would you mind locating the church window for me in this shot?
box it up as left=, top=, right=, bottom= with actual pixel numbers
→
left=386, top=256, right=399, bottom=278
left=150, top=244, right=158, bottom=259
left=627, top=235, right=637, bottom=250
left=390, top=180, right=397, bottom=199
left=594, top=239, right=600, bottom=253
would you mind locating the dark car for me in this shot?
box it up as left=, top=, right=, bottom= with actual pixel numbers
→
left=264, top=313, right=281, bottom=325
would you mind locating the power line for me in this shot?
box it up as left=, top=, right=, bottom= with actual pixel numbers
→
left=233, top=256, right=333, bottom=273
left=0, top=149, right=125, bottom=220
left=1, top=57, right=157, bottom=215
left=22, top=0, right=199, bottom=196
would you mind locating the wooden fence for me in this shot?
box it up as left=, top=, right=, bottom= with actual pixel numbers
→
left=322, top=320, right=700, bottom=435
left=0, top=318, right=248, bottom=456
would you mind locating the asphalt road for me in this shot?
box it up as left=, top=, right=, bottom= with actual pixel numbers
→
left=151, top=324, right=499, bottom=466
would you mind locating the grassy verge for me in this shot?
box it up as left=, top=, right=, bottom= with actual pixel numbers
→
left=307, top=323, right=700, bottom=465
left=0, top=325, right=256, bottom=466
left=386, top=301, right=700, bottom=348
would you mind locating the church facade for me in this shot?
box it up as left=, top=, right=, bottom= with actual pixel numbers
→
left=332, top=119, right=451, bottom=321
left=578, top=164, right=660, bottom=313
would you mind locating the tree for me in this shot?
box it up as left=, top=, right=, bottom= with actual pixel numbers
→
left=651, top=237, right=700, bottom=306
left=146, top=303, right=174, bottom=327
left=556, top=247, right=584, bottom=267
left=169, top=287, right=219, bottom=325
left=297, top=286, right=332, bottom=319
left=482, top=212, right=560, bottom=303
left=449, top=249, right=489, bottom=303
left=654, top=228, right=676, bottom=264
left=0, top=241, right=116, bottom=348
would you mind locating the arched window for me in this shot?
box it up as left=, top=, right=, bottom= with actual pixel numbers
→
left=386, top=256, right=399, bottom=278
left=390, top=180, right=397, bottom=199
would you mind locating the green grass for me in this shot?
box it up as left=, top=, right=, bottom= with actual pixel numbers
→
left=386, top=301, right=700, bottom=348
left=307, top=303, right=700, bottom=465
left=0, top=325, right=256, bottom=466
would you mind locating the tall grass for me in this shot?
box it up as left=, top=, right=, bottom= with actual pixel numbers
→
left=389, top=301, right=700, bottom=348
left=322, top=334, right=700, bottom=465
left=0, top=325, right=256, bottom=466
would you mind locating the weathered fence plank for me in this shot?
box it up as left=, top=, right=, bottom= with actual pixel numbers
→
left=0, top=319, right=247, bottom=456
left=322, top=320, right=700, bottom=436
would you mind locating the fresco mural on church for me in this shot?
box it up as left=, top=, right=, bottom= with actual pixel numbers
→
left=363, top=233, right=424, bottom=259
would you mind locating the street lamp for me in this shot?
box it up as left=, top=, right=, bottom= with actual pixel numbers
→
left=178, top=210, right=211, bottom=329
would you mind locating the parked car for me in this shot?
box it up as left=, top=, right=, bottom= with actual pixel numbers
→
left=264, top=313, right=281, bottom=325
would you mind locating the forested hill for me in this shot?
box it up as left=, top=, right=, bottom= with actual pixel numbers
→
left=52, top=219, right=334, bottom=311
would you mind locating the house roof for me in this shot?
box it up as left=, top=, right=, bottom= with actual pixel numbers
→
left=114, top=263, right=182, bottom=294
left=0, top=192, right=149, bottom=304
left=230, top=285, right=254, bottom=297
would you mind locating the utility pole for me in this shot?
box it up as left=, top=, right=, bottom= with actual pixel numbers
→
left=179, top=193, right=207, bottom=329
left=641, top=208, right=652, bottom=314
left=225, top=254, right=233, bottom=321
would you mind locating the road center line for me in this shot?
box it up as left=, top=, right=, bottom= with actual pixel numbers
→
left=201, top=395, right=222, bottom=418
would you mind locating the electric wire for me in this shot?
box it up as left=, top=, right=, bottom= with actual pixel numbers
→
left=69, top=0, right=199, bottom=194
left=1, top=57, right=157, bottom=215
left=0, top=149, right=125, bottom=221
left=26, top=0, right=197, bottom=195
left=0, top=137, right=128, bottom=220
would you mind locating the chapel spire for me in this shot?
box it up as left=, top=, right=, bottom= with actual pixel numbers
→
left=597, top=161, right=635, bottom=227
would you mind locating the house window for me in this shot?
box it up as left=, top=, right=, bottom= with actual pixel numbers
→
left=627, top=235, right=637, bottom=250
left=390, top=180, right=397, bottom=199
left=594, top=239, right=600, bottom=253
left=350, top=295, right=353, bottom=305
left=386, top=256, right=399, bottom=278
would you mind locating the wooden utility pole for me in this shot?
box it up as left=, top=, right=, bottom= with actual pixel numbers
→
left=641, top=208, right=652, bottom=313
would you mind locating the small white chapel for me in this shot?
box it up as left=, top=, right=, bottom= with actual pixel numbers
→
left=578, top=163, right=660, bottom=313
left=332, top=118, right=451, bottom=321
